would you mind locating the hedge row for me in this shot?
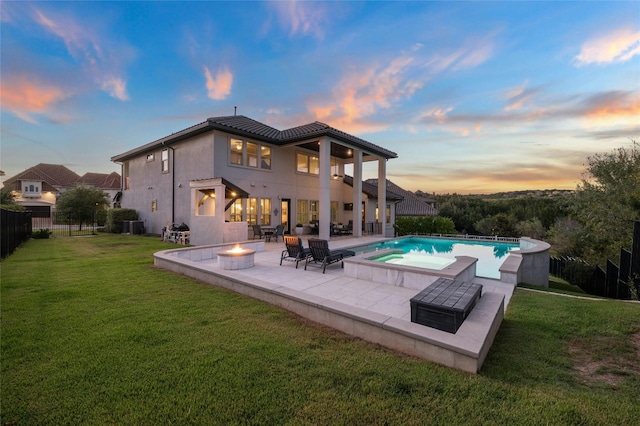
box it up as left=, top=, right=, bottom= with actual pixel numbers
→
left=105, top=208, right=139, bottom=233
left=393, top=216, right=457, bottom=236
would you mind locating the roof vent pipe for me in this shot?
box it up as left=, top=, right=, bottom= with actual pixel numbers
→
left=234, top=106, right=237, bottom=116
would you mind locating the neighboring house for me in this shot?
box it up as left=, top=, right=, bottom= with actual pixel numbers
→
left=2, top=164, right=122, bottom=217
left=76, top=172, right=122, bottom=207
left=111, top=115, right=398, bottom=245
left=2, top=163, right=81, bottom=218
left=365, top=178, right=439, bottom=217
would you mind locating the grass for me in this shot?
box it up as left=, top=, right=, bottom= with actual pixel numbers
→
left=2, top=234, right=639, bottom=425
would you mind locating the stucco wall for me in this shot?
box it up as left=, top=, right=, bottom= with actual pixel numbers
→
left=120, top=128, right=394, bottom=239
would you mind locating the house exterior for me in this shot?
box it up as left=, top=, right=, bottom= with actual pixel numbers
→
left=2, top=163, right=123, bottom=217
left=366, top=178, right=438, bottom=217
left=76, top=172, right=123, bottom=207
left=111, top=115, right=398, bottom=245
left=3, top=164, right=81, bottom=217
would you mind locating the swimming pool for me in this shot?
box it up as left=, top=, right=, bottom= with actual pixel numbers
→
left=351, top=237, right=520, bottom=279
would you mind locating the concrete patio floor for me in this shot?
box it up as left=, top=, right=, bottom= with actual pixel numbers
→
left=154, top=235, right=514, bottom=373
left=222, top=236, right=514, bottom=318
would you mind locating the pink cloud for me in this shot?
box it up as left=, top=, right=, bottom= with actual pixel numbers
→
left=307, top=53, right=423, bottom=133
left=100, top=77, right=129, bottom=101
left=575, top=28, right=640, bottom=65
left=204, top=66, right=233, bottom=100
left=0, top=76, right=68, bottom=123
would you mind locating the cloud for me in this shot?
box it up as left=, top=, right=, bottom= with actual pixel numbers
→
left=31, top=6, right=132, bottom=100
left=269, top=0, right=329, bottom=38
left=100, top=77, right=129, bottom=101
left=503, top=82, right=542, bottom=112
left=204, top=66, right=233, bottom=100
left=0, top=76, right=68, bottom=123
left=307, top=52, right=423, bottom=132
left=419, top=107, right=453, bottom=124
left=575, top=28, right=640, bottom=65
left=580, top=91, right=640, bottom=119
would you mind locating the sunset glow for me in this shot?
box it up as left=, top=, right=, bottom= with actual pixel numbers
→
left=1, top=1, right=638, bottom=194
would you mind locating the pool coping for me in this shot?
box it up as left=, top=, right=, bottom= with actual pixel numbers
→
left=154, top=241, right=505, bottom=374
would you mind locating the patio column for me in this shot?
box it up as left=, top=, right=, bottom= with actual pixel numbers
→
left=352, top=149, right=363, bottom=237
left=318, top=137, right=331, bottom=240
left=377, top=157, right=387, bottom=235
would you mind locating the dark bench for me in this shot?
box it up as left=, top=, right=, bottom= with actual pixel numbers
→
left=410, top=278, right=482, bottom=333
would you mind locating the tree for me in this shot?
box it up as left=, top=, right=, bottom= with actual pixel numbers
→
left=515, top=218, right=546, bottom=240
left=1, top=188, right=17, bottom=205
left=547, top=217, right=586, bottom=258
left=571, top=142, right=640, bottom=265
left=56, top=185, right=109, bottom=230
left=474, top=213, right=518, bottom=237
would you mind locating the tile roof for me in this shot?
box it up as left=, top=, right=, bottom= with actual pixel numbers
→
left=3, top=165, right=121, bottom=193
left=112, top=115, right=397, bottom=162
left=342, top=175, right=403, bottom=201
left=3, top=163, right=81, bottom=193
left=365, top=178, right=438, bottom=216
left=77, top=172, right=122, bottom=189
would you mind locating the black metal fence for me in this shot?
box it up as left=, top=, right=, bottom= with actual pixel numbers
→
left=1, top=209, right=33, bottom=259
left=31, top=211, right=97, bottom=237
left=549, top=220, right=639, bottom=300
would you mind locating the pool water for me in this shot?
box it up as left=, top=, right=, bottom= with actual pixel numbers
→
left=355, top=237, right=519, bottom=279
left=375, top=252, right=456, bottom=270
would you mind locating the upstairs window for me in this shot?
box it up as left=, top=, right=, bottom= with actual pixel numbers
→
left=229, top=138, right=271, bottom=170
left=22, top=181, right=41, bottom=196
left=296, top=152, right=319, bottom=175
left=161, top=149, right=169, bottom=173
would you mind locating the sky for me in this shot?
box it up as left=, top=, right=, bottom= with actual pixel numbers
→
left=1, top=1, right=639, bottom=194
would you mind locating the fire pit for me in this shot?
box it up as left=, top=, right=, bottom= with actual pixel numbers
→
left=217, top=245, right=256, bottom=270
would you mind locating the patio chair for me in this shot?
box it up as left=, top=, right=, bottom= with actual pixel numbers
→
left=280, top=236, right=312, bottom=268
left=252, top=224, right=263, bottom=240
left=345, top=220, right=353, bottom=235
left=305, top=238, right=356, bottom=273
left=274, top=224, right=284, bottom=242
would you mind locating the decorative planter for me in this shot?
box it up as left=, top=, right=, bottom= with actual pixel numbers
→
left=295, top=227, right=304, bottom=236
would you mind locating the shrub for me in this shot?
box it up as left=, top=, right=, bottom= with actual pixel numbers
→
left=393, top=216, right=457, bottom=236
left=32, top=229, right=52, bottom=239
left=105, top=208, right=138, bottom=233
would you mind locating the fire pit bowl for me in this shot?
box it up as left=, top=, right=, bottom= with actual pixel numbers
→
left=217, top=245, right=256, bottom=270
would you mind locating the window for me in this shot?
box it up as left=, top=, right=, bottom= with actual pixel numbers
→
left=296, top=153, right=309, bottom=173
left=260, top=198, right=271, bottom=225
left=247, top=142, right=258, bottom=167
left=297, top=200, right=308, bottom=225
left=22, top=181, right=41, bottom=197
left=261, top=146, right=271, bottom=169
left=230, top=199, right=243, bottom=222
left=124, top=162, right=130, bottom=190
left=151, top=200, right=157, bottom=212
left=296, top=152, right=319, bottom=175
left=330, top=158, right=339, bottom=177
left=146, top=153, right=155, bottom=162
left=230, top=139, right=243, bottom=165
left=331, top=201, right=339, bottom=223
left=309, top=200, right=319, bottom=222
left=161, top=149, right=169, bottom=173
left=247, top=198, right=258, bottom=225
left=375, top=204, right=392, bottom=223
left=229, top=138, right=271, bottom=169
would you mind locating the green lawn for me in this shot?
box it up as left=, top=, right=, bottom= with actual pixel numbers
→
left=2, top=234, right=639, bottom=425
